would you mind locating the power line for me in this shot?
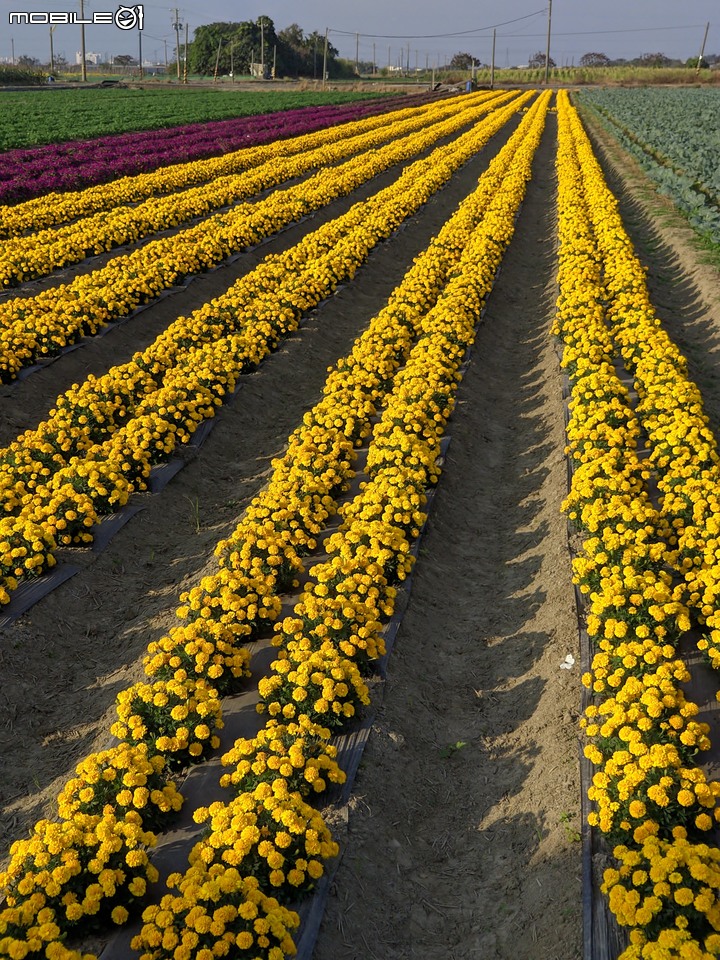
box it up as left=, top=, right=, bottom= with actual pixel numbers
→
left=329, top=10, right=546, bottom=40
left=508, top=23, right=708, bottom=38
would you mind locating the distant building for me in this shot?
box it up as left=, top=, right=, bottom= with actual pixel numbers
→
left=75, top=50, right=103, bottom=65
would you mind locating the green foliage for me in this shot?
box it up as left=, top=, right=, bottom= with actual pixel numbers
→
left=0, top=65, right=47, bottom=86
left=579, top=52, right=610, bottom=68
left=637, top=51, right=673, bottom=68
left=449, top=53, right=480, bottom=70
left=528, top=51, right=556, bottom=69
left=575, top=88, right=720, bottom=246
left=189, top=18, right=341, bottom=79
left=191, top=19, right=275, bottom=76
left=0, top=88, right=381, bottom=150
left=685, top=56, right=710, bottom=69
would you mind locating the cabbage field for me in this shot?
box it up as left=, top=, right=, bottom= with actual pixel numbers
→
left=577, top=88, right=720, bottom=246
left=0, top=86, right=719, bottom=960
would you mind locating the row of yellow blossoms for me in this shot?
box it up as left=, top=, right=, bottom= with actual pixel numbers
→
left=0, top=95, right=489, bottom=240
left=0, top=90, right=517, bottom=381
left=0, top=91, right=506, bottom=288
left=0, top=92, right=550, bottom=960
left=0, top=92, right=532, bottom=608
left=554, top=89, right=720, bottom=960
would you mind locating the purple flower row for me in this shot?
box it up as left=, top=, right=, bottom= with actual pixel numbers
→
left=0, top=94, right=438, bottom=204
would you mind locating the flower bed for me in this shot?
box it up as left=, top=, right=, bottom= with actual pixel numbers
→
left=0, top=94, right=432, bottom=206
left=554, top=88, right=720, bottom=959
left=0, top=92, right=531, bottom=609
left=0, top=93, right=505, bottom=281
left=0, top=92, right=516, bottom=380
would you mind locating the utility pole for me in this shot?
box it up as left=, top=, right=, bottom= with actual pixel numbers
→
left=373, top=42, right=376, bottom=76
left=213, top=39, right=221, bottom=82
left=355, top=33, right=359, bottom=75
left=183, top=22, right=188, bottom=82
left=171, top=9, right=182, bottom=81
left=79, top=0, right=87, bottom=81
left=696, top=21, right=710, bottom=73
left=272, top=44, right=276, bottom=79
left=49, top=25, right=56, bottom=72
left=544, top=0, right=552, bottom=84
left=491, top=28, right=496, bottom=89
left=322, top=28, right=328, bottom=89
left=10, top=37, right=14, bottom=66
left=163, top=39, right=168, bottom=72
left=138, top=25, right=143, bottom=78
left=260, top=17, right=265, bottom=80
left=230, top=42, right=234, bottom=82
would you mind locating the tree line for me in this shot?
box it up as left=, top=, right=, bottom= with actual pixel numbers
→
left=449, top=50, right=718, bottom=70
left=189, top=19, right=344, bottom=78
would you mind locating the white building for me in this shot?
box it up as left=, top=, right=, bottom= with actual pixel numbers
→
left=75, top=50, right=103, bottom=65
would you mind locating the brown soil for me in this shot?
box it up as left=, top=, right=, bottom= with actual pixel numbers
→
left=1, top=97, right=719, bottom=960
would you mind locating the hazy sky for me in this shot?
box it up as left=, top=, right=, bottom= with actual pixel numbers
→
left=2, top=0, right=716, bottom=67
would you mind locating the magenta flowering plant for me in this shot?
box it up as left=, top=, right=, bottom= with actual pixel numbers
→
left=0, top=96, right=415, bottom=205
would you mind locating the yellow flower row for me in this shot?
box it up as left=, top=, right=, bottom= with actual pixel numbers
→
left=554, top=89, right=720, bottom=958
left=603, top=837, right=720, bottom=958
left=0, top=93, right=506, bottom=240
left=569, top=121, right=720, bottom=681
left=56, top=742, right=183, bottom=830
left=0, top=92, right=510, bottom=287
left=0, top=91, right=521, bottom=379
left=132, top=870, right=299, bottom=960
left=0, top=809, right=158, bottom=958
left=191, top=779, right=339, bottom=894
left=218, top=717, right=346, bottom=800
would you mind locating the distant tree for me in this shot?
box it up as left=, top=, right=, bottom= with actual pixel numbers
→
left=191, top=22, right=246, bottom=75
left=306, top=30, right=339, bottom=78
left=528, top=50, right=556, bottom=69
left=685, top=55, right=709, bottom=69
left=579, top=52, right=610, bottom=67
left=449, top=52, right=480, bottom=70
left=113, top=54, right=135, bottom=66
left=637, top=52, right=672, bottom=68
left=17, top=55, right=40, bottom=68
left=277, top=23, right=306, bottom=75
left=275, top=23, right=339, bottom=77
